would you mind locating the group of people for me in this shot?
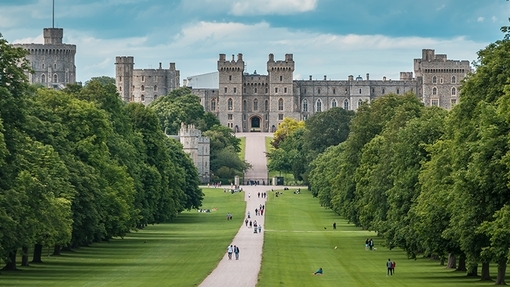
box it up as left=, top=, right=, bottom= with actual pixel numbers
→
left=227, top=244, right=240, bottom=260
left=226, top=213, right=233, bottom=220
left=365, top=238, right=375, bottom=250
left=258, top=192, right=267, bottom=198
left=255, top=204, right=265, bottom=216
left=386, top=259, right=396, bottom=275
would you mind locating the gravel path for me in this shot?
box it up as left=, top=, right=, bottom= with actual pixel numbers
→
left=199, top=133, right=272, bottom=287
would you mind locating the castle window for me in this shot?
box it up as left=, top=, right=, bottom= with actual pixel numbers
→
left=432, top=76, right=437, bottom=84
left=358, top=99, right=363, bottom=108
left=229, top=75, right=232, bottom=81
left=130, top=95, right=134, bottom=102
left=119, top=86, right=122, bottom=92
left=243, top=100, right=247, bottom=111
left=278, top=114, right=284, bottom=120
left=316, top=99, right=322, bottom=112
left=224, top=87, right=227, bottom=93
left=452, top=87, right=456, bottom=96
left=280, top=76, right=283, bottom=82
left=255, top=88, right=257, bottom=93
left=440, top=78, right=444, bottom=84
left=278, top=98, right=284, bottom=111
left=154, top=95, right=158, bottom=100
left=42, top=63, right=45, bottom=69
left=141, top=95, right=145, bottom=102
left=359, top=88, right=362, bottom=94
left=154, top=85, right=157, bottom=91
left=234, top=87, right=237, bottom=93
left=343, top=99, right=349, bottom=110
left=244, top=114, right=247, bottom=120
left=333, top=88, right=336, bottom=94
left=431, top=99, right=439, bottom=107
left=303, top=115, right=308, bottom=120
left=371, top=88, right=374, bottom=93
left=382, top=88, right=385, bottom=94
left=53, top=74, right=58, bottom=83
left=396, top=88, right=400, bottom=94
left=41, top=74, right=46, bottom=83
left=228, top=98, right=233, bottom=110
left=254, top=99, right=258, bottom=111
left=451, top=98, right=457, bottom=106
left=433, top=87, right=437, bottom=96
left=304, top=88, right=307, bottom=94
left=318, top=88, right=321, bottom=94
left=211, top=99, right=216, bottom=111
left=141, top=76, right=145, bottom=82
left=265, top=88, right=268, bottom=93
left=141, top=85, right=145, bottom=91
left=332, top=99, right=337, bottom=108
left=275, top=87, right=278, bottom=93
left=265, top=114, right=268, bottom=121
left=119, top=76, right=122, bottom=82
left=284, top=87, right=287, bottom=93
left=265, top=100, right=269, bottom=111
left=244, top=88, right=246, bottom=93
left=302, top=99, right=308, bottom=112
left=54, top=63, right=56, bottom=69
left=452, top=76, right=456, bottom=84
left=228, top=114, right=233, bottom=120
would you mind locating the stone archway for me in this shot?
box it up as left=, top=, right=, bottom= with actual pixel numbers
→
left=250, top=116, right=261, bottom=132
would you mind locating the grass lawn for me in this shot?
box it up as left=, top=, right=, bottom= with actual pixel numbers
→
left=1, top=188, right=245, bottom=287
left=238, top=136, right=246, bottom=161
left=258, top=190, right=506, bottom=287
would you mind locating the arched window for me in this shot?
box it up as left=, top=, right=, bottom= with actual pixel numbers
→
left=359, top=88, right=362, bottom=94
left=154, top=85, right=158, bottom=91
left=119, top=86, right=122, bottom=91
left=253, top=99, right=258, bottom=110
left=358, top=99, right=363, bottom=108
left=54, top=63, right=56, bottom=69
left=343, top=99, right=349, bottom=110
left=382, top=88, right=385, bottom=94
left=316, top=99, right=322, bottom=112
left=141, top=95, right=145, bottom=102
left=265, top=100, right=269, bottom=111
left=452, top=76, right=456, bottom=84
left=331, top=99, right=337, bottom=108
left=302, top=99, right=308, bottom=112
left=141, top=85, right=145, bottom=91
left=433, top=87, right=437, bottom=96
left=41, top=74, right=46, bottom=83
left=228, top=98, right=233, bottom=110
left=318, top=88, right=321, bottom=94
left=396, top=88, right=400, bottom=94
left=42, top=63, right=45, bottom=69
left=243, top=100, right=247, bottom=111
left=53, top=74, right=58, bottom=83
left=452, top=87, right=456, bottom=96
left=211, top=99, right=216, bottom=111
left=278, top=98, right=284, bottom=111
left=432, top=76, right=437, bottom=84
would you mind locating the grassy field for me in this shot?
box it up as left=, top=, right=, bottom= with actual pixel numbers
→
left=1, top=188, right=245, bottom=287
left=258, top=190, right=505, bottom=287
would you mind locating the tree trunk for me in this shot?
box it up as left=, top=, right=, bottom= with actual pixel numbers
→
left=53, top=245, right=61, bottom=256
left=480, top=262, right=492, bottom=281
left=495, top=259, right=507, bottom=285
left=456, top=255, right=467, bottom=272
left=446, top=253, right=456, bottom=269
left=32, top=244, right=43, bottom=263
left=21, top=246, right=29, bottom=266
left=2, top=250, right=17, bottom=271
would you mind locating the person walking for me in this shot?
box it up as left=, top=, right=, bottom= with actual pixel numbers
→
left=391, top=261, right=396, bottom=274
left=227, top=245, right=233, bottom=260
left=333, top=222, right=336, bottom=229
left=258, top=224, right=262, bottom=233
left=386, top=259, right=393, bottom=276
left=234, top=245, right=240, bottom=260
left=245, top=218, right=248, bottom=226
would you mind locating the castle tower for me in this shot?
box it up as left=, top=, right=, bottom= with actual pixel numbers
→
left=217, top=53, right=244, bottom=131
left=267, top=54, right=296, bottom=131
left=178, top=123, right=210, bottom=183
left=115, top=56, right=134, bottom=102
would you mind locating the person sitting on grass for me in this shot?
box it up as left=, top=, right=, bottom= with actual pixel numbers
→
left=313, top=267, right=323, bottom=275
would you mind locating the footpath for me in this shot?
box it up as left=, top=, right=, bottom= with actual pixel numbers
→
left=198, top=133, right=272, bottom=287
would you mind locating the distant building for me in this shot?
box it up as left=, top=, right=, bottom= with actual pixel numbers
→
left=12, top=27, right=76, bottom=89
left=115, top=56, right=180, bottom=105
left=168, top=124, right=210, bottom=184
left=116, top=49, right=471, bottom=132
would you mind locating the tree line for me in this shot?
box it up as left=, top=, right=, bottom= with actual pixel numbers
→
left=307, top=38, right=510, bottom=284
left=0, top=36, right=205, bottom=270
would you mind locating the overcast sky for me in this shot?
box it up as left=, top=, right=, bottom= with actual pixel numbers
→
left=1, top=0, right=507, bottom=84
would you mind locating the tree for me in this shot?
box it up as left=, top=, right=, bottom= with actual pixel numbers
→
left=270, top=117, right=304, bottom=149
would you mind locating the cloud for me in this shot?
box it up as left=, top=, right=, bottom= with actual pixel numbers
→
left=230, top=0, right=317, bottom=15
left=492, top=16, right=497, bottom=23
left=477, top=17, right=485, bottom=22
left=436, top=4, right=445, bottom=11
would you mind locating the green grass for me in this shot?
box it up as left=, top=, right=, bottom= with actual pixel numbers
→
left=265, top=136, right=299, bottom=185
left=1, top=188, right=245, bottom=287
left=258, top=190, right=505, bottom=287
left=238, top=136, right=246, bottom=161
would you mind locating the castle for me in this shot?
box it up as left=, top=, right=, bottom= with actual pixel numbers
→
left=118, top=49, right=471, bottom=133
left=13, top=27, right=76, bottom=89
left=168, top=124, right=210, bottom=183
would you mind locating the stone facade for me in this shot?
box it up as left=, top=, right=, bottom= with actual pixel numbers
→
left=189, top=49, right=471, bottom=132
left=115, top=56, right=180, bottom=105
left=175, top=124, right=210, bottom=184
left=12, top=28, right=76, bottom=89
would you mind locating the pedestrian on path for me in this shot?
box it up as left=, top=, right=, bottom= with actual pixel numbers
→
left=234, top=245, right=240, bottom=260
left=249, top=221, right=252, bottom=228
left=227, top=245, right=233, bottom=260
left=248, top=193, right=251, bottom=200
left=258, top=225, right=262, bottom=233
left=245, top=218, right=248, bottom=226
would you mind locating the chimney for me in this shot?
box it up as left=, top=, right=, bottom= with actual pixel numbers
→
left=309, top=75, right=313, bottom=81
left=324, top=75, right=327, bottom=80
left=159, top=62, right=162, bottom=69
left=170, top=63, right=176, bottom=71
left=366, top=73, right=369, bottom=81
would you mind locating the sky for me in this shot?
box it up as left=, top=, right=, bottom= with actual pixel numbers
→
left=1, top=0, right=508, bottom=84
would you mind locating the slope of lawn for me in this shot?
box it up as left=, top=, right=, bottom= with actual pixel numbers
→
left=258, top=190, right=506, bottom=287
left=1, top=188, right=245, bottom=287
